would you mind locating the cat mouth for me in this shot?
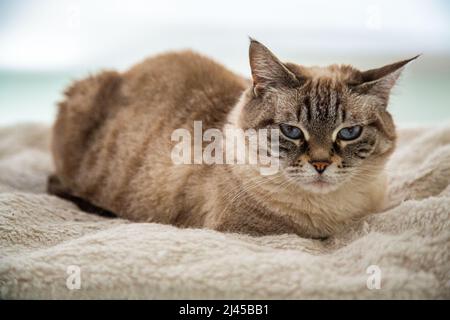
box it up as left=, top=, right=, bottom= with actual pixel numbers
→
left=285, top=172, right=332, bottom=184
left=284, top=171, right=341, bottom=192
left=309, top=179, right=330, bottom=187
left=300, top=176, right=341, bottom=193
left=306, top=178, right=332, bottom=189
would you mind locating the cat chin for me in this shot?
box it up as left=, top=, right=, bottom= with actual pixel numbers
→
left=301, top=182, right=340, bottom=194
left=290, top=177, right=344, bottom=194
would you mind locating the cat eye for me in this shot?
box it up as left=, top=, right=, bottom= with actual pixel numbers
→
left=337, top=125, right=363, bottom=141
left=279, top=124, right=304, bottom=140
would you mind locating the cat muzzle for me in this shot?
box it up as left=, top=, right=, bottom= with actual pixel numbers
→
left=310, top=161, right=331, bottom=174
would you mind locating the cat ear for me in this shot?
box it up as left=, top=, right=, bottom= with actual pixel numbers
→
left=249, top=39, right=300, bottom=96
left=352, top=55, right=420, bottom=104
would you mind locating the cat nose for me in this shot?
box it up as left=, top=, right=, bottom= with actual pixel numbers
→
left=310, top=161, right=331, bottom=174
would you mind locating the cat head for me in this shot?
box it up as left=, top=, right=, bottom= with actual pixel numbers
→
left=236, top=39, right=418, bottom=193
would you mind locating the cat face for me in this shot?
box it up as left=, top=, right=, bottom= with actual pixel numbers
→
left=238, top=40, right=417, bottom=193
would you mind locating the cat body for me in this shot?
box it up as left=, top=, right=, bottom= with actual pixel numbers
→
left=50, top=41, right=415, bottom=237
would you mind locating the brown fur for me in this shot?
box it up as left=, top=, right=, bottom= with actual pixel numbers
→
left=49, top=41, right=416, bottom=238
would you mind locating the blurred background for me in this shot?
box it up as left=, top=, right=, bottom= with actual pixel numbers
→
left=0, top=0, right=449, bottom=127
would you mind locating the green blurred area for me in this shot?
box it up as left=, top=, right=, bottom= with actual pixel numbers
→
left=1, top=55, right=449, bottom=127
left=389, top=72, right=450, bottom=125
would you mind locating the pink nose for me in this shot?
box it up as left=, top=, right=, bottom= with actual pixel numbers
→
left=310, top=161, right=330, bottom=174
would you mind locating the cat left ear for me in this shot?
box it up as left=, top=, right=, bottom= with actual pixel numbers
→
left=249, top=38, right=300, bottom=96
left=352, top=55, right=420, bottom=104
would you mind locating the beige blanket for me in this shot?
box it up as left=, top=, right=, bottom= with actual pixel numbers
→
left=0, top=123, right=449, bottom=299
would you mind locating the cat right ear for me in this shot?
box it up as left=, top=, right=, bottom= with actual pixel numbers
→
left=249, top=39, right=299, bottom=96
left=352, top=55, right=419, bottom=105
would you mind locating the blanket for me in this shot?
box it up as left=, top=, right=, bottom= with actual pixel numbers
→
left=0, top=123, right=449, bottom=299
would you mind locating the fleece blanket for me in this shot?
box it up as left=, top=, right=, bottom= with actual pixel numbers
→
left=0, top=123, right=449, bottom=299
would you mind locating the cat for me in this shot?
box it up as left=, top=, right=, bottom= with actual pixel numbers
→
left=48, top=39, right=417, bottom=238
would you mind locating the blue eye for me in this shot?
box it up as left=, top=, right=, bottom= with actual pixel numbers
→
left=338, top=125, right=363, bottom=140
left=280, top=124, right=304, bottom=140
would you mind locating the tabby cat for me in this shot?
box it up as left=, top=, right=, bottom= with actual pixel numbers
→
left=49, top=40, right=417, bottom=238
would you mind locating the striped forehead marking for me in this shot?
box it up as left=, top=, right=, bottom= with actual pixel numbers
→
left=298, top=79, right=345, bottom=125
